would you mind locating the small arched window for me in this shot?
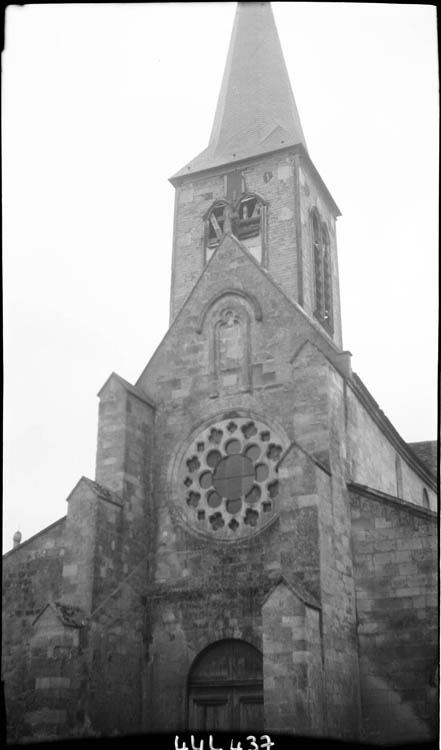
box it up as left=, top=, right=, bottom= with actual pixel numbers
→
left=422, top=488, right=430, bottom=509
left=312, top=209, right=334, bottom=334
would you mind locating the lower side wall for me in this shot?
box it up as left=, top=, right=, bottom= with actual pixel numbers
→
left=350, top=486, right=438, bottom=744
left=2, top=520, right=66, bottom=743
left=84, top=567, right=148, bottom=737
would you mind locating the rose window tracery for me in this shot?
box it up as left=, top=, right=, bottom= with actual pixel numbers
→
left=179, top=417, right=284, bottom=540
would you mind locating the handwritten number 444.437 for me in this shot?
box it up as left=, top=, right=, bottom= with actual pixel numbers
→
left=175, top=736, right=275, bottom=750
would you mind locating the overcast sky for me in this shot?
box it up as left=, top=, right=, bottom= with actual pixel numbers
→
left=3, top=3, right=438, bottom=551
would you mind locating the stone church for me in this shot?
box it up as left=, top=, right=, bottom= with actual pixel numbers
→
left=2, top=2, right=438, bottom=745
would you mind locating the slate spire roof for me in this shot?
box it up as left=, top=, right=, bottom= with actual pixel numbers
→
left=172, top=2, right=307, bottom=179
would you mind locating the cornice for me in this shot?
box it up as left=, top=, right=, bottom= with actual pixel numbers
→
left=348, top=482, right=437, bottom=520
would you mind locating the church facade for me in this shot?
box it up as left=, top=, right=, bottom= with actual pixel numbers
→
left=2, top=3, right=438, bottom=744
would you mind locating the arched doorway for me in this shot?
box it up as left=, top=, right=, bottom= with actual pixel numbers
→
left=187, top=639, right=264, bottom=732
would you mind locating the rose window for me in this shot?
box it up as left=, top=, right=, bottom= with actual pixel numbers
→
left=179, top=417, right=284, bottom=540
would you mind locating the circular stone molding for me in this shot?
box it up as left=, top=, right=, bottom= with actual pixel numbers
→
left=178, top=416, right=284, bottom=541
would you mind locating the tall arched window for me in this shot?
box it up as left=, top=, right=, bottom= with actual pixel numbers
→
left=312, top=209, right=334, bottom=334
left=395, top=455, right=403, bottom=499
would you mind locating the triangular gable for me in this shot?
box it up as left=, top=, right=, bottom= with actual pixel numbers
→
left=135, top=230, right=343, bottom=395
left=278, top=440, right=331, bottom=478
left=97, top=371, right=155, bottom=408
left=135, top=231, right=297, bottom=389
left=32, top=601, right=86, bottom=629
left=291, top=338, right=352, bottom=381
left=65, top=476, right=123, bottom=508
left=262, top=575, right=320, bottom=611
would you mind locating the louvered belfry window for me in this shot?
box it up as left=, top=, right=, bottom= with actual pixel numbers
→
left=207, top=202, right=228, bottom=247
left=205, top=191, right=265, bottom=265
left=236, top=195, right=261, bottom=240
left=312, top=209, right=333, bottom=334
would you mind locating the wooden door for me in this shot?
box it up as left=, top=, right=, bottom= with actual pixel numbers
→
left=190, top=690, right=232, bottom=731
left=188, top=640, right=263, bottom=732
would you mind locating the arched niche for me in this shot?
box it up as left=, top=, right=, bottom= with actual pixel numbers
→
left=196, top=289, right=263, bottom=334
left=197, top=291, right=262, bottom=392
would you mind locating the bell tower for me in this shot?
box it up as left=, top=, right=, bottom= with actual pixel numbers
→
left=169, top=1, right=343, bottom=348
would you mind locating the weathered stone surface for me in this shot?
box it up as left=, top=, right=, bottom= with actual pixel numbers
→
left=350, top=487, right=437, bottom=744
left=2, top=3, right=437, bottom=745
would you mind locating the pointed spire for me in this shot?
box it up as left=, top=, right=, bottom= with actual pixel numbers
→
left=172, top=2, right=307, bottom=179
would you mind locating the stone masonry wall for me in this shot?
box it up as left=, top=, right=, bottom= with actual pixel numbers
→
left=95, top=377, right=155, bottom=584
left=135, top=237, right=362, bottom=737
left=171, top=150, right=300, bottom=320
left=297, top=155, right=343, bottom=349
left=289, top=346, right=361, bottom=739
left=350, top=487, right=438, bottom=744
left=262, top=582, right=323, bottom=736
left=91, top=490, right=124, bottom=612
left=138, top=234, right=347, bottom=408
left=23, top=606, right=87, bottom=742
left=2, top=518, right=66, bottom=742
left=85, top=568, right=147, bottom=737
left=145, top=538, right=267, bottom=732
left=317, top=368, right=362, bottom=740
left=346, top=385, right=437, bottom=509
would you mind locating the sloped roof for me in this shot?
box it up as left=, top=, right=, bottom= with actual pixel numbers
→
left=172, top=2, right=306, bottom=179
left=407, top=441, right=438, bottom=479
left=32, top=601, right=86, bottom=628
left=81, top=476, right=123, bottom=505
left=65, top=476, right=123, bottom=508
left=351, top=374, right=437, bottom=489
left=262, top=575, right=321, bottom=610
left=97, top=371, right=156, bottom=408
